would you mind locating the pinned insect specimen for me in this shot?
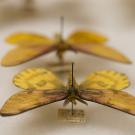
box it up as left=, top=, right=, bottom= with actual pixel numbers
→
left=1, top=17, right=131, bottom=67
left=1, top=63, right=135, bottom=117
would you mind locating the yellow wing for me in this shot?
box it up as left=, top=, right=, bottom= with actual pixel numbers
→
left=13, top=68, right=65, bottom=90
left=67, top=30, right=108, bottom=44
left=70, top=43, right=131, bottom=64
left=79, top=89, right=135, bottom=116
left=1, top=45, right=56, bottom=66
left=80, top=70, right=130, bottom=91
left=0, top=90, right=67, bottom=116
left=6, top=33, right=54, bottom=46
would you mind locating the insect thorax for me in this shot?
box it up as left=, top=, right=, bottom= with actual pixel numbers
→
left=67, top=73, right=79, bottom=97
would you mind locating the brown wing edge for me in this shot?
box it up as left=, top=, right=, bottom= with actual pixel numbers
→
left=79, top=89, right=135, bottom=116
left=0, top=90, right=67, bottom=117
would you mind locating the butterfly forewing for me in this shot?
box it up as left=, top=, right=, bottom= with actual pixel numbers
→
left=1, top=45, right=56, bottom=66
left=0, top=90, right=67, bottom=116
left=67, top=30, right=108, bottom=44
left=79, top=70, right=130, bottom=91
left=13, top=68, right=66, bottom=90
left=70, top=43, right=131, bottom=64
left=79, top=89, right=135, bottom=116
left=6, top=33, right=54, bottom=46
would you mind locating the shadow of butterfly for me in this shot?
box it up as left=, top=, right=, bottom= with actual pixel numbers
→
left=1, top=28, right=131, bottom=67
left=1, top=64, right=135, bottom=117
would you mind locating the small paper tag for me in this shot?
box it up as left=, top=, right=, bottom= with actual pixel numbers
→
left=58, top=108, right=86, bottom=123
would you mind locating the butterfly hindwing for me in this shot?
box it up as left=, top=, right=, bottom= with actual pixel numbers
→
left=1, top=45, right=56, bottom=66
left=79, top=89, right=135, bottom=116
left=0, top=90, right=67, bottom=116
left=80, top=70, right=130, bottom=91
left=13, top=68, right=66, bottom=90
left=6, top=33, right=54, bottom=46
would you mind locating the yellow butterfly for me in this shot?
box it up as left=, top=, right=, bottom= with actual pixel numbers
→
left=1, top=19, right=131, bottom=67
left=1, top=63, right=135, bottom=117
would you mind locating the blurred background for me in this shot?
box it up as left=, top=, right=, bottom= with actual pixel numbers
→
left=0, top=0, right=135, bottom=135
